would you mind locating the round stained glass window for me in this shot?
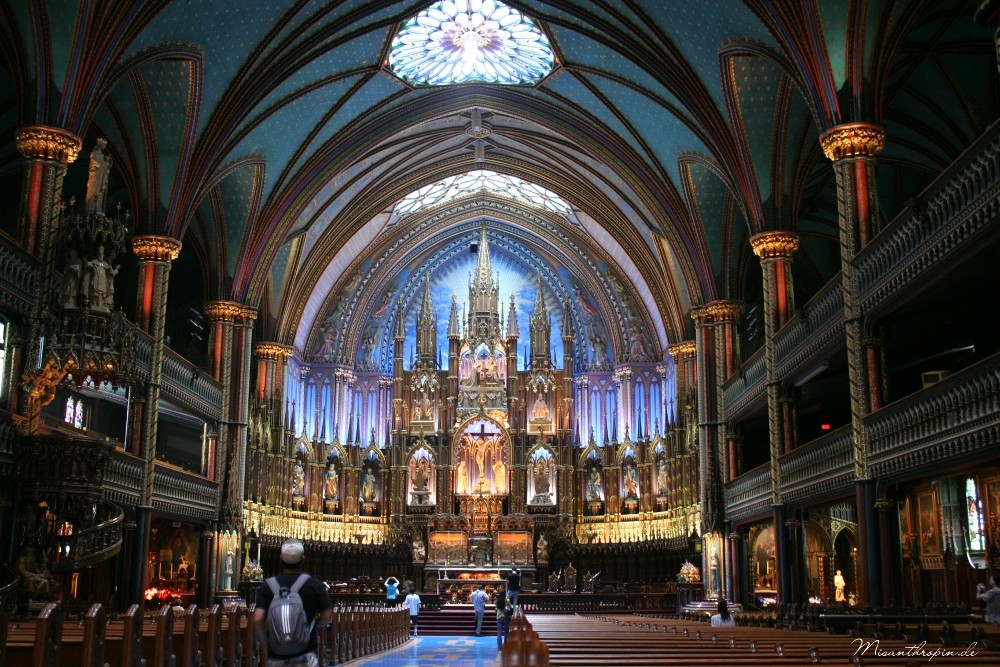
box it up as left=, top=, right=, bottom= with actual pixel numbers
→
left=388, top=0, right=555, bottom=86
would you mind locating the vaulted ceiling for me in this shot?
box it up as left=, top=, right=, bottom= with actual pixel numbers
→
left=1, top=1, right=995, bottom=367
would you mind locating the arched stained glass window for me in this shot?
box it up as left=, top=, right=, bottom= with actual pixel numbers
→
left=389, top=0, right=554, bottom=87
left=394, top=170, right=570, bottom=216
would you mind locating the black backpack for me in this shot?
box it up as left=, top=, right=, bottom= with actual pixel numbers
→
left=265, top=573, right=313, bottom=655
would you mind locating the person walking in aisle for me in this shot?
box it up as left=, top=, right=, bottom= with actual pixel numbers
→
left=470, top=584, right=489, bottom=636
left=384, top=575, right=400, bottom=607
left=506, top=568, right=521, bottom=607
left=404, top=587, right=421, bottom=636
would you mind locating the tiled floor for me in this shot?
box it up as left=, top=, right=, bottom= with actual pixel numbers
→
left=340, top=635, right=501, bottom=666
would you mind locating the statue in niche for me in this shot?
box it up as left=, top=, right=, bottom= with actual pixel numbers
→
left=85, top=138, right=112, bottom=215
left=323, top=293, right=348, bottom=328
left=536, top=534, right=549, bottom=562
left=361, top=335, right=377, bottom=366
left=624, top=461, right=639, bottom=500
left=324, top=463, right=339, bottom=501
left=588, top=467, right=603, bottom=501
left=223, top=551, right=235, bottom=590
left=412, top=459, right=430, bottom=493
left=656, top=454, right=669, bottom=497
left=291, top=461, right=306, bottom=497
left=86, top=245, right=118, bottom=310
left=420, top=392, right=433, bottom=420
left=411, top=398, right=422, bottom=420
left=361, top=467, right=377, bottom=502
left=533, top=459, right=550, bottom=495
left=455, top=460, right=469, bottom=495
left=63, top=248, right=83, bottom=308
left=590, top=332, right=609, bottom=367
left=493, top=457, right=507, bottom=494
left=532, top=393, right=549, bottom=420
left=412, top=538, right=426, bottom=561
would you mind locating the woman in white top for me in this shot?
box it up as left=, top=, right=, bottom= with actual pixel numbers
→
left=710, top=598, right=736, bottom=627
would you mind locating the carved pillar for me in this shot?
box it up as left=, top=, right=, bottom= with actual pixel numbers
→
left=750, top=230, right=799, bottom=463
left=690, top=308, right=717, bottom=537
left=707, top=301, right=742, bottom=488
left=254, top=342, right=292, bottom=405
left=129, top=234, right=182, bottom=605
left=15, top=126, right=81, bottom=257
left=820, top=122, right=886, bottom=606
left=863, top=337, right=887, bottom=412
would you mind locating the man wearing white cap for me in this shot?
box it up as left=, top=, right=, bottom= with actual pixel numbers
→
left=254, top=540, right=333, bottom=666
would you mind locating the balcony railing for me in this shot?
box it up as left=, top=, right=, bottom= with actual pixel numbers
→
left=47, top=501, right=124, bottom=572
left=725, top=464, right=772, bottom=523
left=778, top=426, right=853, bottom=504
left=103, top=449, right=220, bottom=521
left=865, top=351, right=1000, bottom=478
left=133, top=333, right=223, bottom=416
left=0, top=232, right=37, bottom=313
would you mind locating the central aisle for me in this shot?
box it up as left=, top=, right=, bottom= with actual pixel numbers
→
left=340, top=635, right=501, bottom=666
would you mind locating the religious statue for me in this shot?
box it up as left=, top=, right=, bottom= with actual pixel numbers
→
left=412, top=459, right=430, bottom=493
left=656, top=455, right=669, bottom=497
left=420, top=392, right=433, bottom=420
left=492, top=457, right=507, bottom=494
left=324, top=463, right=339, bottom=500
left=533, top=459, right=550, bottom=496
left=177, top=555, right=191, bottom=579
left=17, top=546, right=58, bottom=601
left=588, top=468, right=603, bottom=501
left=85, top=138, right=112, bottom=216
left=361, top=467, right=377, bottom=502
left=361, top=334, right=377, bottom=366
left=536, top=534, right=549, bottom=562
left=620, top=292, right=635, bottom=321
left=624, top=462, right=638, bottom=500
left=532, top=393, right=549, bottom=420
left=606, top=269, right=625, bottom=295
left=291, top=461, right=305, bottom=497
left=323, top=293, right=348, bottom=328
left=590, top=333, right=609, bottom=367
left=86, top=245, right=118, bottom=310
left=412, top=538, right=426, bottom=562
left=456, top=460, right=469, bottom=495
left=834, top=569, right=846, bottom=602
left=63, top=248, right=83, bottom=308
left=223, top=551, right=235, bottom=590
left=709, top=548, right=720, bottom=595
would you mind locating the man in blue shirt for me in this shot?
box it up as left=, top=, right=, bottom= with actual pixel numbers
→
left=470, top=584, right=489, bottom=636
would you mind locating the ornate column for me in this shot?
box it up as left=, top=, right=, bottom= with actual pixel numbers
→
left=254, top=342, right=292, bottom=405
left=129, top=234, right=182, bottom=605
left=15, top=126, right=81, bottom=257
left=750, top=230, right=799, bottom=604
left=707, top=301, right=742, bottom=486
left=820, top=122, right=886, bottom=606
left=690, top=307, right=717, bottom=537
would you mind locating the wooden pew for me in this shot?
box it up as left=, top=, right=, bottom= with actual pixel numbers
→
left=33, top=603, right=63, bottom=667
left=202, top=604, right=223, bottom=667
left=80, top=603, right=108, bottom=667
left=149, top=604, right=174, bottom=667
left=116, top=604, right=144, bottom=667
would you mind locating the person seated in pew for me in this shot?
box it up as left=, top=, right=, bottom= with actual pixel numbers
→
left=710, top=599, right=736, bottom=627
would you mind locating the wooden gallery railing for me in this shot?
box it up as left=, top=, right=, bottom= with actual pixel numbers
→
left=1, top=600, right=411, bottom=666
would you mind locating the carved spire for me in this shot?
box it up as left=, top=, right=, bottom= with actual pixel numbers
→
left=507, top=293, right=519, bottom=338
left=415, top=275, right=437, bottom=368
left=448, top=293, right=460, bottom=338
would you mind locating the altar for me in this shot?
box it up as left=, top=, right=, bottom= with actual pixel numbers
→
left=423, top=566, right=536, bottom=601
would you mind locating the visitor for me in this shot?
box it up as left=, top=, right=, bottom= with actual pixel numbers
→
left=496, top=597, right=513, bottom=649
left=471, top=584, right=489, bottom=636
left=506, top=568, right=521, bottom=607
left=253, top=540, right=333, bottom=667
left=405, top=587, right=421, bottom=636
left=977, top=574, right=1000, bottom=625
left=384, top=575, right=400, bottom=607
left=710, top=599, right=736, bottom=627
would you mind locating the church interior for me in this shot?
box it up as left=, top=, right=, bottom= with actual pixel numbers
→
left=1, top=0, right=1000, bottom=655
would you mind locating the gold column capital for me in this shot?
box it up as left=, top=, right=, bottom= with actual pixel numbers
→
left=15, top=125, right=82, bottom=164
left=819, top=122, right=885, bottom=161
left=750, top=230, right=799, bottom=259
left=701, top=300, right=744, bottom=322
left=204, top=300, right=256, bottom=323
left=669, top=340, right=696, bottom=358
left=131, top=235, right=182, bottom=262
left=255, top=342, right=293, bottom=360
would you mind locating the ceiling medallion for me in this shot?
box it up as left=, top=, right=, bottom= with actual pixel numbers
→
left=388, top=0, right=555, bottom=86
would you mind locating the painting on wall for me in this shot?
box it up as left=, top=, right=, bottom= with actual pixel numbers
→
left=917, top=490, right=940, bottom=556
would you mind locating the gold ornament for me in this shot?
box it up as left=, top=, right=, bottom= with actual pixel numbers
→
left=818, top=122, right=885, bottom=161
left=15, top=125, right=82, bottom=164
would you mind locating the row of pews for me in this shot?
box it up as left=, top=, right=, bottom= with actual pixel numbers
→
left=499, top=608, right=550, bottom=667
left=0, top=601, right=411, bottom=666
left=525, top=613, right=1000, bottom=666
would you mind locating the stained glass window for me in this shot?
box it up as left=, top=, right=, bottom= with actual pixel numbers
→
left=967, top=477, right=984, bottom=551
left=394, top=169, right=570, bottom=216
left=388, top=0, right=554, bottom=86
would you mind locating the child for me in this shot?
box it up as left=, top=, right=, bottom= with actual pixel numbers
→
left=405, top=587, right=421, bottom=636
left=496, top=598, right=512, bottom=649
